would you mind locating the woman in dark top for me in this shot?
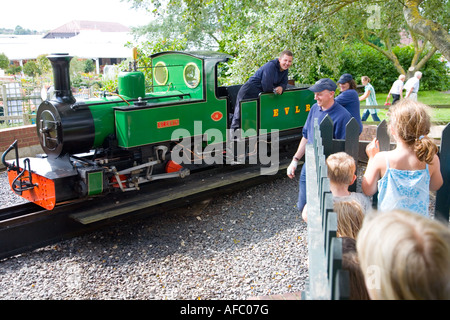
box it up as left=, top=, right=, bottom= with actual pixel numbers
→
left=335, top=73, right=363, bottom=134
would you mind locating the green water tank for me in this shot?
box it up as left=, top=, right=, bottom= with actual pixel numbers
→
left=118, top=71, right=145, bottom=99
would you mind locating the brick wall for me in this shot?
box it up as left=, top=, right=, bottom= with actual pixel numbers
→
left=0, top=125, right=43, bottom=168
left=359, top=124, right=377, bottom=142
left=0, top=125, right=39, bottom=151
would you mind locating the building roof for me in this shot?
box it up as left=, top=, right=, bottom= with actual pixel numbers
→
left=44, top=20, right=130, bottom=39
left=0, top=21, right=135, bottom=61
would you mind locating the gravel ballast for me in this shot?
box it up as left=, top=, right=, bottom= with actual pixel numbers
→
left=0, top=171, right=308, bottom=300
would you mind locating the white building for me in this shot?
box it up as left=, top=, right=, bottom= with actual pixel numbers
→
left=0, top=20, right=136, bottom=74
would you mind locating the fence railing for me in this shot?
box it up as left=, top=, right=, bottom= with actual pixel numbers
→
left=0, top=83, right=40, bottom=125
left=361, top=104, right=450, bottom=126
left=302, top=116, right=360, bottom=300
left=436, top=123, right=450, bottom=223
left=0, top=83, right=94, bottom=126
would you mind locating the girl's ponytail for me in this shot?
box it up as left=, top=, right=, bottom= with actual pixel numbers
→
left=388, top=99, right=438, bottom=164
left=415, top=135, right=438, bottom=164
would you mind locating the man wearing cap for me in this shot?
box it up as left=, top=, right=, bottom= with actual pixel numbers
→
left=230, top=50, right=293, bottom=130
left=335, top=73, right=363, bottom=133
left=287, top=78, right=352, bottom=213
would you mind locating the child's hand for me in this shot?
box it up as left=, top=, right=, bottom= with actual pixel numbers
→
left=366, top=138, right=380, bottom=159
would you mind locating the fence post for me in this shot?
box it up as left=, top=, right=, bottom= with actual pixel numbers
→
left=435, top=123, right=450, bottom=224
left=344, top=118, right=360, bottom=161
left=345, top=118, right=360, bottom=192
left=376, top=120, right=390, bottom=151
left=319, top=115, right=333, bottom=157
left=334, top=269, right=350, bottom=300
left=1, top=85, right=8, bottom=117
left=328, top=237, right=344, bottom=300
left=371, top=120, right=390, bottom=208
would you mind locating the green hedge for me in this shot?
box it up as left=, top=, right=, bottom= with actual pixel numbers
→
left=339, top=43, right=450, bottom=92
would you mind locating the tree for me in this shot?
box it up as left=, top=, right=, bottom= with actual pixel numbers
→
left=13, top=25, right=36, bottom=35
left=304, top=0, right=449, bottom=78
left=23, top=60, right=41, bottom=78
left=403, top=0, right=450, bottom=62
left=84, top=59, right=95, bottom=73
left=125, top=0, right=449, bottom=83
left=36, top=54, right=51, bottom=75
left=0, top=53, right=9, bottom=70
left=126, top=0, right=337, bottom=83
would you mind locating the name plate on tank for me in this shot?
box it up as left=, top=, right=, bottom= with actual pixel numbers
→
left=157, top=119, right=180, bottom=129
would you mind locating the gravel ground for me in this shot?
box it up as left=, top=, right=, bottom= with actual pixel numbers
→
left=0, top=170, right=308, bottom=300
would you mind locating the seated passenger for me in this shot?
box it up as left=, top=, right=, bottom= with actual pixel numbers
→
left=230, top=50, right=293, bottom=130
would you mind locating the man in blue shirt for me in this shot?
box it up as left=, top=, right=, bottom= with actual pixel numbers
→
left=230, top=50, right=293, bottom=129
left=287, top=78, right=352, bottom=212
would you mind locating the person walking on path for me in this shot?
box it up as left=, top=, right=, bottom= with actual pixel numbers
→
left=404, top=71, right=422, bottom=101
left=387, top=74, right=406, bottom=105
left=359, top=76, right=380, bottom=122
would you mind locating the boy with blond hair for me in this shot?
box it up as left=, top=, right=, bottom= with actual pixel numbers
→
left=326, top=152, right=371, bottom=213
left=302, top=152, right=371, bottom=222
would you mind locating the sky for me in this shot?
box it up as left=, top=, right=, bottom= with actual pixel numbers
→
left=1, top=0, right=154, bottom=31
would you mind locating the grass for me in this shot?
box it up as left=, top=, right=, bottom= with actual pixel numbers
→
left=361, top=90, right=450, bottom=124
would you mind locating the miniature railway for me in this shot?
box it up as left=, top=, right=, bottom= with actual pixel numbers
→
left=0, top=157, right=295, bottom=261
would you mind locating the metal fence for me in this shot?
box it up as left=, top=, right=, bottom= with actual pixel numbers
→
left=0, top=83, right=95, bottom=126
left=0, top=83, right=41, bottom=125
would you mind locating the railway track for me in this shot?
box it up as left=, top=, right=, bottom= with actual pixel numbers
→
left=0, top=158, right=295, bottom=261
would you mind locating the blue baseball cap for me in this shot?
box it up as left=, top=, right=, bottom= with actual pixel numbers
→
left=308, top=78, right=337, bottom=92
left=337, top=73, right=353, bottom=84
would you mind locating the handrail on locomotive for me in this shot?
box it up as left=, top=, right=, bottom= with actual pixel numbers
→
left=2, top=140, right=38, bottom=195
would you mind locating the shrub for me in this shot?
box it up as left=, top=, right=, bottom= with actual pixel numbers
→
left=0, top=53, right=9, bottom=70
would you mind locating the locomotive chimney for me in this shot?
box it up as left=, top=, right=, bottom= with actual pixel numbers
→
left=47, top=53, right=76, bottom=103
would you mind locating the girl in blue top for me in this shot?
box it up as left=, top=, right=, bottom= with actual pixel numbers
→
left=362, top=99, right=443, bottom=217
left=359, top=76, right=380, bottom=122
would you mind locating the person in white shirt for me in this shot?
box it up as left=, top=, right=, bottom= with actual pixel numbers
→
left=403, top=71, right=422, bottom=101
left=387, top=74, right=406, bottom=104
